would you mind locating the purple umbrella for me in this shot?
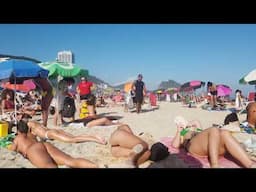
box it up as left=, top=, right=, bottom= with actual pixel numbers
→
left=216, top=84, right=232, bottom=97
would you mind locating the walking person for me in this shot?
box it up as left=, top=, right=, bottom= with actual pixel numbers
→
left=132, top=74, right=146, bottom=114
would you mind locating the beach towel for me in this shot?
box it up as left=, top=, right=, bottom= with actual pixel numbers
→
left=0, top=133, right=15, bottom=148
left=160, top=137, right=242, bottom=168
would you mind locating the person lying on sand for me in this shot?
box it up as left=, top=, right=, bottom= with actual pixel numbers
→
left=108, top=124, right=151, bottom=167
left=171, top=116, right=256, bottom=168
left=9, top=124, right=100, bottom=168
left=17, top=118, right=106, bottom=145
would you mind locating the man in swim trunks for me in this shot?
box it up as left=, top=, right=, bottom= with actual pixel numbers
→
left=9, top=124, right=99, bottom=168
left=207, top=81, right=217, bottom=109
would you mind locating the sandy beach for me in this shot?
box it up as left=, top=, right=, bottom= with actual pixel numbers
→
left=0, top=100, right=249, bottom=168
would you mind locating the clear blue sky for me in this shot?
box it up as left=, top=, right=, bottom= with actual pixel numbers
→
left=0, top=24, right=255, bottom=97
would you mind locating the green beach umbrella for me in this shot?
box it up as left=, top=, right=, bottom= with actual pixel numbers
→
left=239, top=69, right=256, bottom=85
left=38, top=61, right=88, bottom=78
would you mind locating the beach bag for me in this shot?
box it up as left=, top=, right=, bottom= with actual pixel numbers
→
left=149, top=142, right=170, bottom=162
left=61, top=97, right=76, bottom=118
left=126, top=95, right=134, bottom=109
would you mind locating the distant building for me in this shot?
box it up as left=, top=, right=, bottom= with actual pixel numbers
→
left=57, top=50, right=74, bottom=64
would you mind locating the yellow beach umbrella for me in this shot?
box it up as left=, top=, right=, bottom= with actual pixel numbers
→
left=124, top=82, right=133, bottom=93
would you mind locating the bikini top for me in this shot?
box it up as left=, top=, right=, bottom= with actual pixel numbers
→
left=180, top=127, right=202, bottom=136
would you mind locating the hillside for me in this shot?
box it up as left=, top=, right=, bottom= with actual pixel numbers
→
left=158, top=80, right=181, bottom=89
left=113, top=83, right=130, bottom=90
left=88, top=75, right=113, bottom=88
left=88, top=76, right=181, bottom=92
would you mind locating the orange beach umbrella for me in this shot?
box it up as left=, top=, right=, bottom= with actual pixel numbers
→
left=124, top=82, right=133, bottom=93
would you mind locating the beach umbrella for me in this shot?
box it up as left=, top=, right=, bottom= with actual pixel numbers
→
left=38, top=61, right=88, bottom=78
left=180, top=80, right=205, bottom=91
left=239, top=69, right=256, bottom=85
left=0, top=59, right=49, bottom=124
left=0, top=59, right=49, bottom=82
left=216, top=84, right=232, bottom=97
left=1, top=79, right=36, bottom=92
left=124, top=82, right=133, bottom=93
left=39, top=61, right=89, bottom=108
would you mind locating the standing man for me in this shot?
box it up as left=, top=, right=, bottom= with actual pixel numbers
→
left=133, top=74, right=146, bottom=114
left=76, top=77, right=94, bottom=101
left=207, top=81, right=217, bottom=109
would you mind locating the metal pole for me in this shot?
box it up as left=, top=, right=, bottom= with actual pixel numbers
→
left=14, top=76, right=17, bottom=125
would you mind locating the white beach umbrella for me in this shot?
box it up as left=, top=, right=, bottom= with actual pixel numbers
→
left=239, top=69, right=256, bottom=85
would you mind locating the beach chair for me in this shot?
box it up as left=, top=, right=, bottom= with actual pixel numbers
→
left=248, top=92, right=255, bottom=102
left=149, top=93, right=159, bottom=111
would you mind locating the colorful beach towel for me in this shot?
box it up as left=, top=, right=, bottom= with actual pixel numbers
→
left=160, top=137, right=242, bottom=168
left=0, top=133, right=15, bottom=148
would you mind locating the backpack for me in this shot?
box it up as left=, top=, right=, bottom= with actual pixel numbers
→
left=61, top=97, right=76, bottom=118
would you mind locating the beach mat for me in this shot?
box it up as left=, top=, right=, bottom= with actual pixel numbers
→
left=159, top=137, right=242, bottom=168
left=201, top=103, right=227, bottom=111
left=148, top=154, right=190, bottom=168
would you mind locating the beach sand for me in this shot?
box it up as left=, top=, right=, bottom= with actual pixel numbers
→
left=0, top=100, right=249, bottom=168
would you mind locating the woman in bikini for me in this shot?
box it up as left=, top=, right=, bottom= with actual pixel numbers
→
left=10, top=124, right=99, bottom=168
left=171, top=116, right=256, bottom=168
left=17, top=120, right=106, bottom=144
left=108, top=124, right=152, bottom=167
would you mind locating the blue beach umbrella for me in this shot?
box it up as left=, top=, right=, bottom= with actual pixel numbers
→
left=0, top=59, right=49, bottom=123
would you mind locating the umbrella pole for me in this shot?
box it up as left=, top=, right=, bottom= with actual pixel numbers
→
left=14, top=77, right=17, bottom=126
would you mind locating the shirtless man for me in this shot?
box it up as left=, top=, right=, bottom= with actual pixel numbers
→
left=10, top=124, right=99, bottom=168
left=17, top=120, right=106, bottom=144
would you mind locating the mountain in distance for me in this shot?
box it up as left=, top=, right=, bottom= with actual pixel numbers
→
left=87, top=76, right=181, bottom=92
left=88, top=75, right=113, bottom=88
left=157, top=80, right=181, bottom=90
left=113, top=83, right=130, bottom=90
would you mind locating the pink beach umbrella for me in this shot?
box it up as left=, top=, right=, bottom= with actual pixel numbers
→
left=1, top=79, right=36, bottom=92
left=216, top=84, right=232, bottom=97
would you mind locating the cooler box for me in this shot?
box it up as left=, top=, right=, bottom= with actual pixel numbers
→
left=0, top=121, right=8, bottom=138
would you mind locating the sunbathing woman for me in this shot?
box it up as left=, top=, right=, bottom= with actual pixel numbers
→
left=10, top=124, right=99, bottom=168
left=171, top=116, right=256, bottom=168
left=17, top=119, right=106, bottom=145
left=108, top=124, right=152, bottom=167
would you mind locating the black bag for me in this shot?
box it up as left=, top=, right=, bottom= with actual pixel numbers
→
left=149, top=142, right=170, bottom=162
left=61, top=97, right=76, bottom=118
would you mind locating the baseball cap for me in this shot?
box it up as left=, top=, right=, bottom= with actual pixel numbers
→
left=81, top=77, right=86, bottom=81
left=138, top=74, right=143, bottom=78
